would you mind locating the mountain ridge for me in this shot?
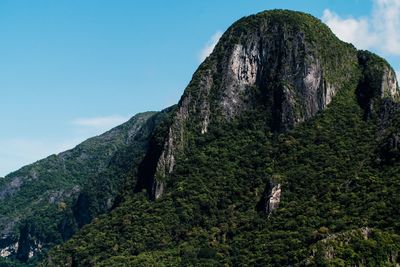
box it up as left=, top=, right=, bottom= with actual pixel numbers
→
left=0, top=111, right=161, bottom=264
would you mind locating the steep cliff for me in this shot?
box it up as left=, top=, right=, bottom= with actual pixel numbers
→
left=357, top=50, right=399, bottom=119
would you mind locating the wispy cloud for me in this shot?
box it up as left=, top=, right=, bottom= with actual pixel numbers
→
left=322, top=0, right=400, bottom=55
left=198, top=31, right=223, bottom=63
left=72, top=115, right=129, bottom=129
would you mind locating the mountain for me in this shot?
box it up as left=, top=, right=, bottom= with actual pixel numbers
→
left=39, top=10, right=400, bottom=266
left=2, top=9, right=400, bottom=266
left=0, top=111, right=165, bottom=265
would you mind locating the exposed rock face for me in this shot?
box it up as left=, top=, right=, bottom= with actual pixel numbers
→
left=256, top=177, right=282, bottom=215
left=357, top=50, right=400, bottom=119
left=220, top=38, right=338, bottom=126
left=15, top=223, right=40, bottom=261
left=381, top=66, right=399, bottom=99
left=0, top=242, right=18, bottom=257
left=265, top=183, right=281, bottom=215
left=141, top=10, right=359, bottom=199
left=152, top=179, right=165, bottom=200
left=364, top=55, right=400, bottom=163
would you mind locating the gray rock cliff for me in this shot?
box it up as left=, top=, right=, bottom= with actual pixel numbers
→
left=142, top=10, right=365, bottom=200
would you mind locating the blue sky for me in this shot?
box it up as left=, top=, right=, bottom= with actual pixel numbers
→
left=0, top=0, right=399, bottom=176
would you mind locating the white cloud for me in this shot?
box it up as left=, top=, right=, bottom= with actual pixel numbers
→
left=198, top=31, right=223, bottom=63
left=322, top=10, right=377, bottom=50
left=373, top=0, right=400, bottom=55
left=71, top=115, right=128, bottom=129
left=322, top=0, right=400, bottom=55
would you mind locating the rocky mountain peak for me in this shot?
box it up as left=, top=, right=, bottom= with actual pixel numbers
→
left=136, top=10, right=400, bottom=200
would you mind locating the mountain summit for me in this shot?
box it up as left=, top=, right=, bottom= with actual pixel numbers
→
left=135, top=10, right=398, bottom=201
left=1, top=9, right=400, bottom=266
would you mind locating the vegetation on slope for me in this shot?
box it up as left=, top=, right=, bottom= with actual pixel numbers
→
left=0, top=112, right=159, bottom=265
left=44, top=55, right=400, bottom=266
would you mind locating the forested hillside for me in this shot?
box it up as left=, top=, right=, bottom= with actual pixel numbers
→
left=0, top=111, right=163, bottom=265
